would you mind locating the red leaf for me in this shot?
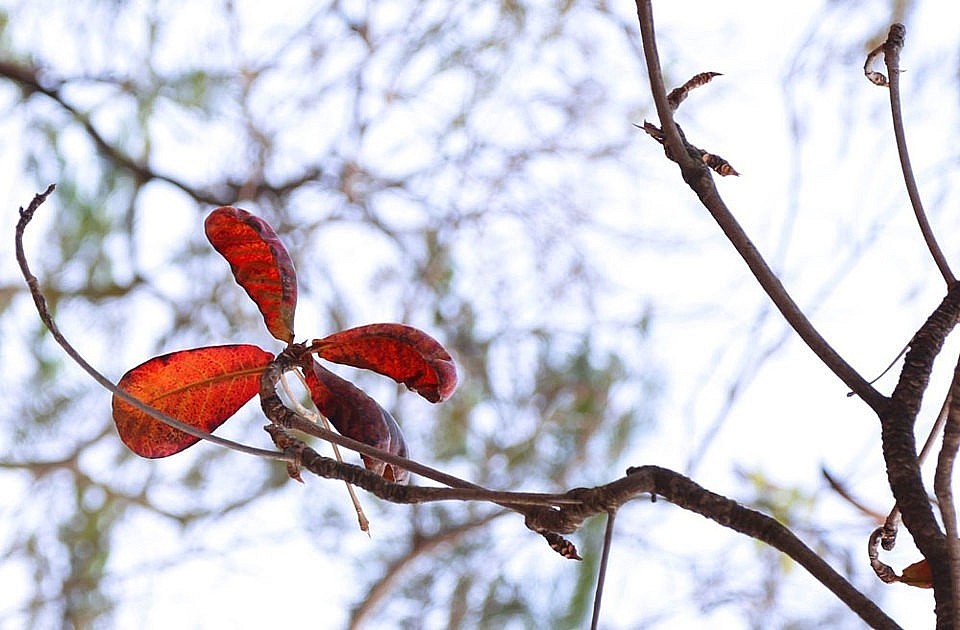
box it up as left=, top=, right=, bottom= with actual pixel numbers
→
left=310, top=324, right=457, bottom=403
left=304, top=360, right=410, bottom=483
left=205, top=207, right=298, bottom=343
left=112, top=345, right=274, bottom=458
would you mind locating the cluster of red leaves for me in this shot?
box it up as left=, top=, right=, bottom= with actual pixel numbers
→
left=112, top=206, right=457, bottom=483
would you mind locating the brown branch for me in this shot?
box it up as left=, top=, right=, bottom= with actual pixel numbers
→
left=936, top=356, right=960, bottom=627
left=15, top=187, right=289, bottom=462
left=246, top=400, right=906, bottom=630
left=617, top=467, right=900, bottom=629
left=262, top=374, right=896, bottom=625
left=634, top=1, right=884, bottom=412
left=869, top=24, right=955, bottom=285
left=268, top=418, right=907, bottom=627
left=882, top=283, right=960, bottom=624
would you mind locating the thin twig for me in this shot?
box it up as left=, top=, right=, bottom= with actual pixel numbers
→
left=877, top=24, right=955, bottom=285
left=15, top=186, right=290, bottom=462
left=821, top=468, right=887, bottom=523
left=634, top=0, right=885, bottom=413
left=590, top=510, right=617, bottom=630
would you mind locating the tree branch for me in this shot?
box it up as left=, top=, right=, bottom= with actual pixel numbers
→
left=866, top=25, right=955, bottom=285
left=620, top=466, right=900, bottom=629
left=936, top=357, right=960, bottom=628
left=869, top=280, right=960, bottom=628
left=634, top=0, right=885, bottom=412
left=266, top=427, right=904, bottom=629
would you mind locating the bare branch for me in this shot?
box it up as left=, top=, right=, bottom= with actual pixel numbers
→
left=868, top=24, right=955, bottom=285
left=882, top=283, right=960, bottom=619
left=634, top=1, right=884, bottom=411
left=615, top=467, right=900, bottom=630
left=822, top=467, right=887, bottom=523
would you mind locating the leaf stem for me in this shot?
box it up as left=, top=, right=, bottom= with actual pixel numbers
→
left=280, top=369, right=371, bottom=533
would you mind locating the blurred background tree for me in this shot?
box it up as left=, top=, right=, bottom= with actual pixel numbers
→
left=1, top=0, right=954, bottom=628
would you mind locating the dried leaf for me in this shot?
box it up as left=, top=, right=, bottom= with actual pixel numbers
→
left=205, top=206, right=298, bottom=343
left=899, top=559, right=933, bottom=588
left=311, top=323, right=457, bottom=403
left=702, top=152, right=739, bottom=176
left=863, top=43, right=888, bottom=86
left=304, top=360, right=410, bottom=484
left=863, top=25, right=905, bottom=87
left=865, top=69, right=888, bottom=87
left=112, top=344, right=273, bottom=458
left=542, top=531, right=582, bottom=561
left=667, top=71, right=722, bottom=110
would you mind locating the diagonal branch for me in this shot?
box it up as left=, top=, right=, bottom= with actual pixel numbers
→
left=634, top=0, right=885, bottom=412
left=0, top=61, right=229, bottom=206
left=617, top=466, right=900, bottom=629
left=250, top=426, right=904, bottom=630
